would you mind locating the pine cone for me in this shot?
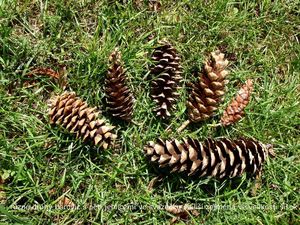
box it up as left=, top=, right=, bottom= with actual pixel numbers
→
left=144, top=138, right=272, bottom=178
left=49, top=92, right=117, bottom=149
left=105, top=49, right=134, bottom=122
left=221, top=79, right=253, bottom=126
left=187, top=50, right=229, bottom=122
left=150, top=41, right=182, bottom=119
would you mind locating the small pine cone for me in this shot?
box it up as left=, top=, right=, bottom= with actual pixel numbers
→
left=144, top=138, right=273, bottom=178
left=221, top=79, right=253, bottom=126
left=49, top=92, right=117, bottom=149
left=105, top=49, right=134, bottom=121
left=187, top=50, right=229, bottom=122
left=150, top=41, right=182, bottom=119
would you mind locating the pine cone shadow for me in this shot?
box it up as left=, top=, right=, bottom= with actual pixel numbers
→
left=147, top=164, right=253, bottom=195
left=45, top=129, right=112, bottom=166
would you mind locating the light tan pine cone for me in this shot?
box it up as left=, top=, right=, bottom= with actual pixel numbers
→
left=105, top=49, right=135, bottom=122
left=221, top=79, right=253, bottom=126
left=144, top=137, right=273, bottom=178
left=150, top=40, right=182, bottom=119
left=49, top=92, right=117, bottom=149
left=187, top=50, right=229, bottom=122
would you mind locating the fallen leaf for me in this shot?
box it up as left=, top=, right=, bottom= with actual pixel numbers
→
left=48, top=188, right=56, bottom=196
left=251, top=171, right=262, bottom=196
left=57, top=65, right=68, bottom=90
left=166, top=204, right=200, bottom=224
left=57, top=196, right=76, bottom=209
left=270, top=184, right=279, bottom=190
left=26, top=66, right=68, bottom=89
left=147, top=175, right=163, bottom=191
left=27, top=67, right=60, bottom=79
left=149, top=0, right=161, bottom=12
left=133, top=0, right=143, bottom=9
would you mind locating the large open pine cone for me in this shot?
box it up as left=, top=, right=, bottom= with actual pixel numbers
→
left=49, top=92, right=117, bottom=149
left=150, top=41, right=182, bottom=119
left=144, top=138, right=273, bottom=178
left=106, top=49, right=134, bottom=121
left=187, top=50, right=229, bottom=122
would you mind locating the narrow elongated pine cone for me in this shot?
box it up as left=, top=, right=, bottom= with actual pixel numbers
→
left=187, top=50, right=229, bottom=122
left=144, top=138, right=273, bottom=178
left=150, top=41, right=182, bottom=119
left=49, top=92, right=117, bottom=149
left=106, top=49, right=134, bottom=121
left=221, top=79, right=253, bottom=126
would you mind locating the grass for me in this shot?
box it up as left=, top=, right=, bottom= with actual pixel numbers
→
left=0, top=0, right=299, bottom=224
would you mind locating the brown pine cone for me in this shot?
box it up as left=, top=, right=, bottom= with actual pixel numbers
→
left=144, top=137, right=273, bottom=178
left=150, top=40, right=182, bottom=119
left=49, top=92, right=117, bottom=149
left=187, top=50, right=229, bottom=122
left=221, top=79, right=253, bottom=126
left=105, top=49, right=135, bottom=122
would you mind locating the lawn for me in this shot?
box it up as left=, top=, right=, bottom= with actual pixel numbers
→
left=0, top=0, right=299, bottom=224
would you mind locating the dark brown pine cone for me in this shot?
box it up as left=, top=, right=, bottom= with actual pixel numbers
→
left=105, top=49, right=135, bottom=122
left=150, top=40, right=182, bottom=119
